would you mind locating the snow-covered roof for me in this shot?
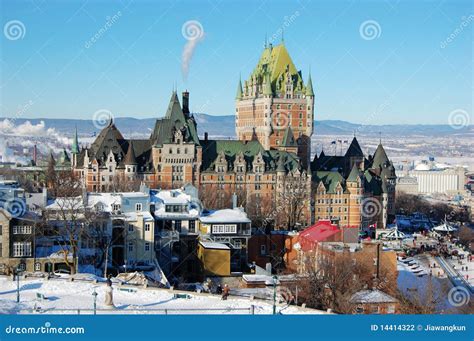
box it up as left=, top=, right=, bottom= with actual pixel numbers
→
left=200, top=208, right=250, bottom=224
left=151, top=189, right=192, bottom=204
left=123, top=211, right=154, bottom=222
left=199, top=241, right=230, bottom=250
left=350, top=289, right=398, bottom=304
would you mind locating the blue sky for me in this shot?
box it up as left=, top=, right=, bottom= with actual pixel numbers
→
left=0, top=0, right=472, bottom=125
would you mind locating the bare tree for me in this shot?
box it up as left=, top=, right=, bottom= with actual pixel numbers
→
left=275, top=173, right=310, bottom=230
left=107, top=173, right=141, bottom=192
left=41, top=171, right=98, bottom=274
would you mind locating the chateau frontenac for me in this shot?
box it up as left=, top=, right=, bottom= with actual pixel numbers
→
left=68, top=42, right=395, bottom=229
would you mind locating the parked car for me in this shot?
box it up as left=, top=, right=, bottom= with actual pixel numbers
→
left=177, top=282, right=206, bottom=293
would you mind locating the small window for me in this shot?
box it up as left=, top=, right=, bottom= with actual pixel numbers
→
left=387, top=305, right=395, bottom=314
left=135, top=203, right=142, bottom=211
left=35, top=262, right=41, bottom=271
left=128, top=224, right=134, bottom=232
left=128, top=242, right=133, bottom=252
left=145, top=242, right=150, bottom=251
left=260, top=244, right=266, bottom=256
left=145, top=223, right=151, bottom=232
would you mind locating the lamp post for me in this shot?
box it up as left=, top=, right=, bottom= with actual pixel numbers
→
left=16, top=266, right=22, bottom=303
left=272, top=275, right=278, bottom=315
left=92, top=289, right=98, bottom=315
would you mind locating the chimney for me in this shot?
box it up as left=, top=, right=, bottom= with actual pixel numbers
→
left=232, top=192, right=237, bottom=209
left=33, top=144, right=37, bottom=166
left=204, top=132, right=208, bottom=141
left=182, top=90, right=190, bottom=115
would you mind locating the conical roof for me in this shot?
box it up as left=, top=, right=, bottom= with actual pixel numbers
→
left=236, top=77, right=243, bottom=100
left=281, top=126, right=297, bottom=147
left=372, top=143, right=389, bottom=169
left=306, top=73, right=314, bottom=96
left=124, top=141, right=137, bottom=165
left=345, top=137, right=364, bottom=157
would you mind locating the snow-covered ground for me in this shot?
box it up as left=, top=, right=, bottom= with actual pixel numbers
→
left=0, top=276, right=326, bottom=315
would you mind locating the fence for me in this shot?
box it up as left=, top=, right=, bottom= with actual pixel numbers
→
left=23, top=307, right=256, bottom=315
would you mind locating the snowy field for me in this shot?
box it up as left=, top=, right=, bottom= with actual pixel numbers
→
left=0, top=276, right=325, bottom=315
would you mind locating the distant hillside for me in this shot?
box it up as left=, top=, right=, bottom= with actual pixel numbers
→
left=5, top=114, right=472, bottom=138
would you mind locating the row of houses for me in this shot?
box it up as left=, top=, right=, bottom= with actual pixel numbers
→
left=0, top=181, right=256, bottom=283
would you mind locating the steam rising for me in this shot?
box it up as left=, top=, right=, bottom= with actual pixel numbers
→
left=181, top=20, right=205, bottom=80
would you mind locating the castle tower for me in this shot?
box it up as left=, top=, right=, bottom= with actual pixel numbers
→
left=71, top=126, right=80, bottom=167
left=235, top=42, right=314, bottom=167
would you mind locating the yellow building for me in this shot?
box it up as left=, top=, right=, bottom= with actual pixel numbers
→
left=197, top=241, right=230, bottom=276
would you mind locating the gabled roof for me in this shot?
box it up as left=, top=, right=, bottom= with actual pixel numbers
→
left=313, top=171, right=345, bottom=193
left=347, top=164, right=361, bottom=182
left=345, top=137, right=364, bottom=158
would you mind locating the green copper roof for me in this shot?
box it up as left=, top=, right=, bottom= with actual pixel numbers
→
left=71, top=126, right=79, bottom=154
left=58, top=148, right=70, bottom=165
left=236, top=77, right=243, bottom=100
left=314, top=171, right=345, bottom=194
left=371, top=143, right=389, bottom=169
left=281, top=126, right=297, bottom=147
left=199, top=139, right=300, bottom=173
left=347, top=164, right=360, bottom=182
left=306, top=73, right=314, bottom=96
left=244, top=43, right=306, bottom=95
left=150, top=91, right=200, bottom=146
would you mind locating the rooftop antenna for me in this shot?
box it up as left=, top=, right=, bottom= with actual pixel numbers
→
left=281, top=28, right=284, bottom=44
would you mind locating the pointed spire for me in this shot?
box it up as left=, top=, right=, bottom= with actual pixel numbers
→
left=124, top=141, right=137, bottom=165
left=305, top=71, right=314, bottom=97
left=236, top=76, right=243, bottom=100
left=72, top=125, right=80, bottom=154
left=319, top=149, right=326, bottom=158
